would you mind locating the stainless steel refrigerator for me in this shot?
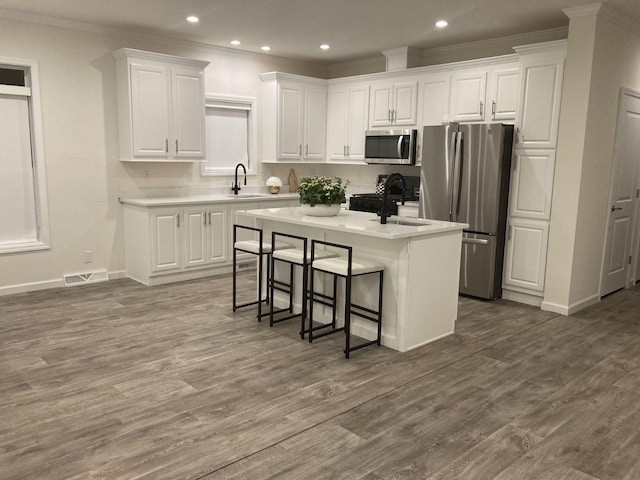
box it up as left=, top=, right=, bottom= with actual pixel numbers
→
left=419, top=123, right=514, bottom=299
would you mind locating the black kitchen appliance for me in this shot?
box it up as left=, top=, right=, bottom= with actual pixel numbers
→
left=349, top=175, right=420, bottom=214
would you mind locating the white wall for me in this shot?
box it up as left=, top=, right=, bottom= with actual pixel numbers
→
left=0, top=16, right=322, bottom=292
left=544, top=8, right=640, bottom=312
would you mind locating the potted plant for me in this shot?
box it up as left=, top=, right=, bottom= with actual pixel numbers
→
left=298, top=176, right=349, bottom=216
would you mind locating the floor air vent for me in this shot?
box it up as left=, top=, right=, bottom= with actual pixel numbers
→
left=63, top=270, right=109, bottom=287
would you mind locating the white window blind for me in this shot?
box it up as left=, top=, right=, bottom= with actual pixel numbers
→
left=0, top=60, right=49, bottom=254
left=0, top=94, right=37, bottom=246
left=202, top=95, right=255, bottom=175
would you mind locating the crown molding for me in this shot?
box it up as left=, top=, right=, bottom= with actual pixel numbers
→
left=563, top=3, right=640, bottom=35
left=0, top=7, right=328, bottom=77
left=562, top=3, right=603, bottom=19
left=421, top=27, right=568, bottom=62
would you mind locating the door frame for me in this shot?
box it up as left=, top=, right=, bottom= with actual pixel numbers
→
left=601, top=88, right=640, bottom=295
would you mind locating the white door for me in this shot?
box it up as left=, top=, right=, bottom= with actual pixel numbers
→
left=326, top=88, right=349, bottom=160
left=346, top=86, right=369, bottom=159
left=488, top=65, right=519, bottom=122
left=601, top=91, right=640, bottom=296
left=150, top=209, right=181, bottom=272
left=278, top=83, right=304, bottom=159
left=303, top=86, right=327, bottom=160
left=369, top=83, right=393, bottom=127
left=172, top=67, right=205, bottom=159
left=183, top=208, right=207, bottom=268
left=451, top=69, right=487, bottom=122
left=207, top=208, right=228, bottom=264
left=130, top=63, right=169, bottom=157
left=392, top=82, right=417, bottom=126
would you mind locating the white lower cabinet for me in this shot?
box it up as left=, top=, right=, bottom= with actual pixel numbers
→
left=183, top=206, right=228, bottom=268
left=125, top=203, right=229, bottom=285
left=503, top=218, right=549, bottom=293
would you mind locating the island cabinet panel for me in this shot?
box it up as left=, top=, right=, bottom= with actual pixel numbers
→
left=112, top=48, right=209, bottom=162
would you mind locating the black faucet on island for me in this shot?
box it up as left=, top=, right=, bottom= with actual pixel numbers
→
left=379, top=173, right=406, bottom=224
left=231, top=163, right=247, bottom=195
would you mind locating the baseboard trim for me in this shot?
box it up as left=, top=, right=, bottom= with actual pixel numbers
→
left=0, top=269, right=127, bottom=296
left=502, top=289, right=543, bottom=307
left=541, top=293, right=600, bottom=316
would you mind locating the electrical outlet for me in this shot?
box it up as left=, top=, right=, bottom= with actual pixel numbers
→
left=82, top=250, right=93, bottom=263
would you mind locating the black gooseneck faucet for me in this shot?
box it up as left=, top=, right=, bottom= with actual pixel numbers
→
left=380, top=173, right=406, bottom=224
left=232, top=163, right=247, bottom=195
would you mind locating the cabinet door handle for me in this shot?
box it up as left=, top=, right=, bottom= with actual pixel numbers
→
left=208, top=212, right=212, bottom=225
left=176, top=215, right=180, bottom=228
left=299, top=144, right=302, bottom=156
left=479, top=101, right=484, bottom=118
left=491, top=100, right=496, bottom=119
left=343, top=145, right=346, bottom=156
left=388, top=109, right=392, bottom=122
left=203, top=213, right=207, bottom=226
left=392, top=109, right=396, bottom=123
left=611, top=206, right=623, bottom=212
left=175, top=139, right=179, bottom=154
left=165, top=139, right=169, bottom=153
left=347, top=145, right=350, bottom=156
left=305, top=144, right=309, bottom=156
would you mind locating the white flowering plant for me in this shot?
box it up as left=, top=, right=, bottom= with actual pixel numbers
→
left=298, top=176, right=350, bottom=206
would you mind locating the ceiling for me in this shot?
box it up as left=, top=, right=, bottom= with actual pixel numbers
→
left=1, top=0, right=639, bottom=64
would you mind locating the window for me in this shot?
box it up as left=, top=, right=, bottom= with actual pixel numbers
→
left=0, top=59, right=49, bottom=254
left=201, top=94, right=256, bottom=175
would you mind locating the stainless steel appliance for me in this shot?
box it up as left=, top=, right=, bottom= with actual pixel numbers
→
left=419, top=123, right=514, bottom=299
left=364, top=129, right=417, bottom=165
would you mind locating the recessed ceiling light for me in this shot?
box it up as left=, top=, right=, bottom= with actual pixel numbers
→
left=186, top=15, right=199, bottom=23
left=320, top=44, right=330, bottom=50
left=435, top=19, right=448, bottom=28
left=230, top=40, right=241, bottom=46
left=261, top=45, right=271, bottom=52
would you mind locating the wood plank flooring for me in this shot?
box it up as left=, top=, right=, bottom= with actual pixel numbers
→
left=0, top=274, right=639, bottom=479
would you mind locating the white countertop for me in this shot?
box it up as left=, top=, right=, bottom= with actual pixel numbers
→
left=120, top=192, right=300, bottom=207
left=243, top=207, right=468, bottom=240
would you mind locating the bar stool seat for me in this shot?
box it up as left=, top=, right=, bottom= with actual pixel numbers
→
left=234, top=239, right=291, bottom=255
left=233, top=224, right=290, bottom=321
left=308, top=239, right=384, bottom=359
left=269, top=232, right=338, bottom=338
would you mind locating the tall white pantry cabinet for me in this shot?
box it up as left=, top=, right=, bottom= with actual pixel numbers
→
left=112, top=48, right=209, bottom=162
left=502, top=41, right=567, bottom=305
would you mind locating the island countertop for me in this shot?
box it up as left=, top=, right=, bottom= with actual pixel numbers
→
left=243, top=206, right=468, bottom=240
left=120, top=192, right=300, bottom=207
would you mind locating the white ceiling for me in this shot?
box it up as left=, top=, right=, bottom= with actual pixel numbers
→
left=1, top=0, right=639, bottom=64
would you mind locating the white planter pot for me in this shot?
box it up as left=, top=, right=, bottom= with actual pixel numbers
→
left=300, top=203, right=341, bottom=217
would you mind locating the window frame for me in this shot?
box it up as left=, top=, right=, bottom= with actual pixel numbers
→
left=0, top=56, right=50, bottom=255
left=201, top=93, right=257, bottom=177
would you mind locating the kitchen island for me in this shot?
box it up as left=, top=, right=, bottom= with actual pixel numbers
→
left=241, top=206, right=468, bottom=352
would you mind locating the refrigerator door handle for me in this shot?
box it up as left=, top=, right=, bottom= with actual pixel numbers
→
left=462, top=237, right=489, bottom=245
left=452, top=132, right=463, bottom=221
left=446, top=131, right=457, bottom=220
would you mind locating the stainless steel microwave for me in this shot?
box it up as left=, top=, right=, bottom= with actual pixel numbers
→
left=364, top=129, right=417, bottom=165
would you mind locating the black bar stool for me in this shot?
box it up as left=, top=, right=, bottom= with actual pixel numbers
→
left=308, top=239, right=384, bottom=359
left=269, top=232, right=337, bottom=338
left=233, top=224, right=290, bottom=320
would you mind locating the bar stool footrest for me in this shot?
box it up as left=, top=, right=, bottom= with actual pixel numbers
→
left=346, top=339, right=379, bottom=354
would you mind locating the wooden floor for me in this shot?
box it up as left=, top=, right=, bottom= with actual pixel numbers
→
left=1, top=273, right=639, bottom=480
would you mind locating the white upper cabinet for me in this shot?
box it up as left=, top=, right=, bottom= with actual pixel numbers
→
left=369, top=80, right=417, bottom=127
left=450, top=69, right=487, bottom=122
left=449, top=63, right=519, bottom=123
left=260, top=72, right=327, bottom=162
left=486, top=64, right=520, bottom=122
left=418, top=72, right=451, bottom=126
left=113, top=48, right=209, bottom=162
left=326, top=84, right=369, bottom=161
left=514, top=46, right=565, bottom=148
